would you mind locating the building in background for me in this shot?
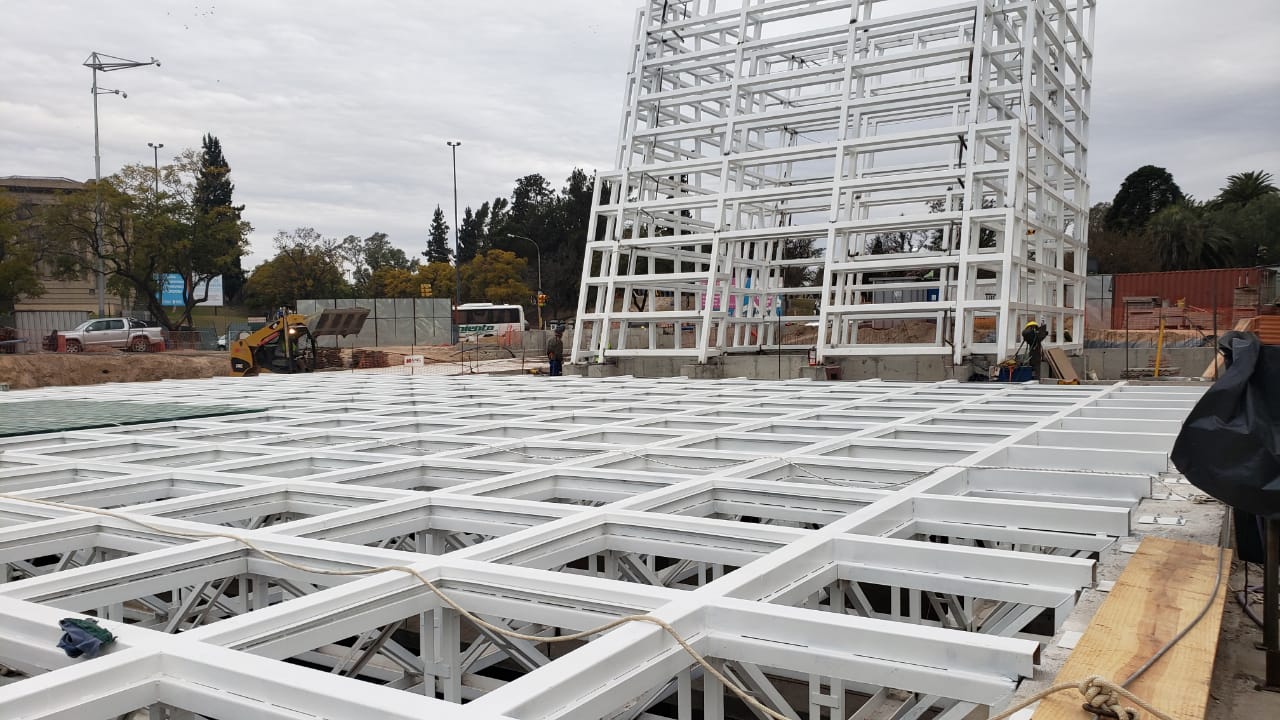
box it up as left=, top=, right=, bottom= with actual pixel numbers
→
left=0, top=175, right=126, bottom=315
left=573, top=0, right=1093, bottom=365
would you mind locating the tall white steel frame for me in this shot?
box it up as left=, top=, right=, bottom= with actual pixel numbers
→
left=573, top=0, right=1093, bottom=365
left=0, top=372, right=1203, bottom=720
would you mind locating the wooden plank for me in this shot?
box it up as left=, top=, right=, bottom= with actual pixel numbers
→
left=1044, top=348, right=1080, bottom=384
left=1200, top=355, right=1224, bottom=380
left=1033, top=537, right=1230, bottom=720
left=1200, top=319, right=1256, bottom=377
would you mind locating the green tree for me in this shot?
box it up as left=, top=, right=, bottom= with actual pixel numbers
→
left=415, top=262, right=457, bottom=302
left=781, top=237, right=822, bottom=288
left=460, top=250, right=531, bottom=305
left=476, top=170, right=600, bottom=321
left=424, top=206, right=452, bottom=264
left=1087, top=202, right=1158, bottom=274
left=0, top=188, right=44, bottom=313
left=1146, top=203, right=1231, bottom=271
left=40, top=150, right=250, bottom=329
left=457, top=203, right=490, bottom=264
left=242, top=228, right=350, bottom=312
left=1208, top=193, right=1280, bottom=266
left=1215, top=171, right=1277, bottom=207
left=1105, top=165, right=1184, bottom=233
left=366, top=267, right=418, bottom=298
left=193, top=135, right=248, bottom=304
left=544, top=169, right=599, bottom=317
left=348, top=231, right=416, bottom=295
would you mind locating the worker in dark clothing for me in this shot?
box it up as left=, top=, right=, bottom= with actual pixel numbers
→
left=546, top=327, right=565, bottom=377
left=1022, top=320, right=1049, bottom=379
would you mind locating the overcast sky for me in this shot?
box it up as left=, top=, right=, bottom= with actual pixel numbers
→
left=2, top=1, right=1277, bottom=268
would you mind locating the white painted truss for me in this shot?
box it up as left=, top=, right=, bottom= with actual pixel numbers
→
left=574, top=0, right=1094, bottom=365
left=0, top=373, right=1201, bottom=720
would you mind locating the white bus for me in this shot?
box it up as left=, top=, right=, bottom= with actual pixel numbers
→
left=454, top=303, right=528, bottom=339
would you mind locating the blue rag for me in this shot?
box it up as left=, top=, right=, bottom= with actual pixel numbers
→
left=57, top=618, right=114, bottom=659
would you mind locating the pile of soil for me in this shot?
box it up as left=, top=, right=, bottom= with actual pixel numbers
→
left=857, top=320, right=939, bottom=344
left=1084, top=327, right=1209, bottom=347
left=0, top=351, right=229, bottom=390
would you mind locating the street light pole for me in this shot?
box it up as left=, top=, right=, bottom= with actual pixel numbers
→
left=446, top=141, right=462, bottom=309
left=84, top=52, right=159, bottom=317
left=147, top=142, right=164, bottom=195
left=507, top=233, right=543, bottom=329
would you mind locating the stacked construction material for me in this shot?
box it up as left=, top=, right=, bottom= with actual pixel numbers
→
left=314, top=348, right=345, bottom=370
left=1256, top=316, right=1280, bottom=346
left=351, top=349, right=389, bottom=369
left=0, top=327, right=17, bottom=353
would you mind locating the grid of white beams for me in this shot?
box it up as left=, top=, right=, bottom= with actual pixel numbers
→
left=574, top=0, right=1093, bottom=365
left=0, top=374, right=1198, bottom=720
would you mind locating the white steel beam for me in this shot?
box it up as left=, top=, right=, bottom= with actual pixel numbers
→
left=0, top=366, right=1199, bottom=720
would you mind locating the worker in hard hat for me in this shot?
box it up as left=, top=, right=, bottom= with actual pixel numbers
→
left=1022, top=320, right=1049, bottom=380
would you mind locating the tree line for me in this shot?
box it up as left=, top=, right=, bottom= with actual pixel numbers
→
left=1091, top=167, right=1279, bottom=274
left=0, top=134, right=601, bottom=328
left=244, top=169, right=600, bottom=322
left=9, top=135, right=1268, bottom=330
left=0, top=134, right=248, bottom=326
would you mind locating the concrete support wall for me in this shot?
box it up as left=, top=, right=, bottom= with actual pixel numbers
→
left=580, top=347, right=1217, bottom=383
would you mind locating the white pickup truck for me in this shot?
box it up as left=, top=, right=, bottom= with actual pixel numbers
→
left=60, top=317, right=162, bottom=353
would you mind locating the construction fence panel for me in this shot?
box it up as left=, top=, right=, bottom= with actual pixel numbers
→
left=298, top=298, right=453, bottom=349
left=8, top=310, right=90, bottom=350
left=161, top=328, right=219, bottom=351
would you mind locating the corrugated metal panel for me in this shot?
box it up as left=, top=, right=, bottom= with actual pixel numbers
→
left=11, top=310, right=89, bottom=342
left=1109, top=268, right=1267, bottom=329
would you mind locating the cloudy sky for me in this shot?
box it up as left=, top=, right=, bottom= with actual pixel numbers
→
left=2, top=1, right=1277, bottom=268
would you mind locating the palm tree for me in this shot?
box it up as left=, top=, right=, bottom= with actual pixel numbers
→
left=1215, top=171, right=1278, bottom=207
left=1146, top=203, right=1233, bottom=271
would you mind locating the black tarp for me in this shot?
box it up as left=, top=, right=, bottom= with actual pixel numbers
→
left=1171, top=332, right=1280, bottom=528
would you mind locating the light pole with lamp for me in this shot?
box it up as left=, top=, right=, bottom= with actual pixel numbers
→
left=446, top=141, right=462, bottom=309
left=507, top=233, right=543, bottom=330
left=85, top=51, right=160, bottom=316
left=146, top=142, right=164, bottom=195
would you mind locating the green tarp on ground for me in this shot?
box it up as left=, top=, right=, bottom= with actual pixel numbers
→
left=0, top=401, right=262, bottom=437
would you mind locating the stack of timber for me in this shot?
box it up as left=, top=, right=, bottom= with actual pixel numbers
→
left=1122, top=367, right=1181, bottom=380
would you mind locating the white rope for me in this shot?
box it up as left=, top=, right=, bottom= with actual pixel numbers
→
left=988, top=676, right=1174, bottom=720
left=0, top=493, right=793, bottom=720
left=0, top=491, right=1192, bottom=720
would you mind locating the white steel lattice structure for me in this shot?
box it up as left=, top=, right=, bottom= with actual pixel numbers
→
left=0, top=373, right=1202, bottom=720
left=573, top=0, right=1094, bottom=365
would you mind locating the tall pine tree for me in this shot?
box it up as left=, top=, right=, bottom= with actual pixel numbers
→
left=193, top=134, right=248, bottom=301
left=1105, top=165, right=1184, bottom=234
left=457, top=207, right=478, bottom=264
left=424, top=206, right=452, bottom=263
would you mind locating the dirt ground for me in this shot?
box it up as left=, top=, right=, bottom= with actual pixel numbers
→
left=0, top=351, right=229, bottom=390
left=1207, top=560, right=1280, bottom=719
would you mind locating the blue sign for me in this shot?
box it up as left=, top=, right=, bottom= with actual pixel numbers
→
left=157, top=274, right=224, bottom=307
left=158, top=274, right=184, bottom=307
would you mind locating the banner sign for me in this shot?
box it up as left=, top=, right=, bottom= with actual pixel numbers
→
left=158, top=275, right=224, bottom=307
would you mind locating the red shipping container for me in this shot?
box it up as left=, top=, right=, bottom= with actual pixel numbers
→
left=1109, top=268, right=1269, bottom=330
